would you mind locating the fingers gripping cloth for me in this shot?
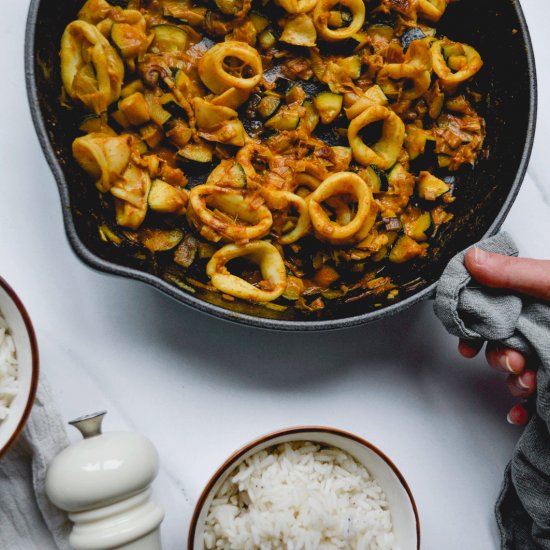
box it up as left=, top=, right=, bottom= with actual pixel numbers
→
left=434, top=232, right=550, bottom=549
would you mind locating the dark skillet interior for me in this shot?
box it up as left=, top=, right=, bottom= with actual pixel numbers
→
left=25, top=0, right=536, bottom=330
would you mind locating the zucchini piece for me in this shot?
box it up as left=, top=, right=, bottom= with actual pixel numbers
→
left=299, top=100, right=319, bottom=133
left=111, top=109, right=131, bottom=129
left=140, top=123, right=164, bottom=149
left=388, top=235, right=426, bottom=264
left=285, top=85, right=306, bottom=105
left=152, top=25, right=188, bottom=53
left=417, top=172, right=450, bottom=200
left=388, top=163, right=408, bottom=186
left=250, top=12, right=270, bottom=33
left=327, top=9, right=352, bottom=28
left=348, top=31, right=369, bottom=51
left=139, top=228, right=184, bottom=252
left=265, top=106, right=301, bottom=131
left=111, top=23, right=141, bottom=58
left=366, top=24, right=394, bottom=45
left=121, top=80, right=145, bottom=99
left=148, top=179, right=187, bottom=214
left=405, top=212, right=432, bottom=241
left=165, top=119, right=193, bottom=147
left=256, top=95, right=281, bottom=119
left=313, top=92, right=343, bottom=124
left=401, top=27, right=426, bottom=51
left=107, top=0, right=129, bottom=6
left=178, top=142, right=213, bottom=163
left=339, top=55, right=361, bottom=80
left=160, top=93, right=188, bottom=119
left=258, top=29, right=277, bottom=49
left=206, top=160, right=247, bottom=188
left=119, top=92, right=150, bottom=126
left=405, top=125, right=434, bottom=161
left=367, top=166, right=389, bottom=193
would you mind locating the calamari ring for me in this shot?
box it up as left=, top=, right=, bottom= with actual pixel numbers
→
left=276, top=0, right=317, bottom=14
left=198, top=41, right=263, bottom=94
left=61, top=20, right=124, bottom=114
left=377, top=40, right=433, bottom=100
left=348, top=105, right=405, bottom=170
left=236, top=143, right=273, bottom=186
left=431, top=39, right=483, bottom=86
left=263, top=189, right=311, bottom=244
left=308, top=172, right=374, bottom=244
left=377, top=64, right=431, bottom=101
left=206, top=241, right=287, bottom=302
left=313, top=0, right=365, bottom=42
left=189, top=185, right=273, bottom=242
left=72, top=133, right=131, bottom=193
left=417, top=0, right=447, bottom=22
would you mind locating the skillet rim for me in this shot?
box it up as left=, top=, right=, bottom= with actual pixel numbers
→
left=24, top=0, right=537, bottom=332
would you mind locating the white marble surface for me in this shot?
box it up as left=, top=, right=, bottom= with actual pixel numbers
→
left=1, top=0, right=549, bottom=548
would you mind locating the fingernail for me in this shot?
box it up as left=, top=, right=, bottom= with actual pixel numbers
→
left=499, top=353, right=516, bottom=373
left=517, top=373, right=530, bottom=390
left=507, top=404, right=529, bottom=426
left=473, top=247, right=489, bottom=266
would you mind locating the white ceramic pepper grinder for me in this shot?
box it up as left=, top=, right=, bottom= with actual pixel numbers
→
left=45, top=411, right=165, bottom=550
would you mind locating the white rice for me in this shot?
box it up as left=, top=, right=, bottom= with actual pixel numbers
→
left=204, top=441, right=397, bottom=550
left=0, top=310, right=18, bottom=421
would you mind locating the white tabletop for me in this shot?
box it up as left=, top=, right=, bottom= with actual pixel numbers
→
left=1, top=1, right=549, bottom=548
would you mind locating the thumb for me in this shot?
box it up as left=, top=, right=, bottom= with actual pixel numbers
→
left=464, top=248, right=550, bottom=301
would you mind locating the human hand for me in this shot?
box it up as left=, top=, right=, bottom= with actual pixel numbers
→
left=458, top=248, right=550, bottom=425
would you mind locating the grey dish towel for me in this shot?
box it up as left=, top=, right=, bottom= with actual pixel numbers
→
left=435, top=232, right=550, bottom=549
left=0, top=377, right=71, bottom=550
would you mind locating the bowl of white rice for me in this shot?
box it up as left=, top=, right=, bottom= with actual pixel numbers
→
left=0, top=276, right=39, bottom=458
left=188, top=427, right=419, bottom=550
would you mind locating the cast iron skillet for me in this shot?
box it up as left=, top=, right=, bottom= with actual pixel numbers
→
left=25, top=0, right=536, bottom=331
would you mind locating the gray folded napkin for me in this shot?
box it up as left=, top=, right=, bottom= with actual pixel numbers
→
left=0, top=377, right=70, bottom=550
left=435, top=232, right=550, bottom=549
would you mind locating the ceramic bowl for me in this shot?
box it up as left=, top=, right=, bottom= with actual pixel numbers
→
left=0, top=277, right=39, bottom=457
left=188, top=427, right=419, bottom=549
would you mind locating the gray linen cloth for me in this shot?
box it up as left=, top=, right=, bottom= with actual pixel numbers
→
left=435, top=232, right=550, bottom=549
left=0, top=377, right=70, bottom=549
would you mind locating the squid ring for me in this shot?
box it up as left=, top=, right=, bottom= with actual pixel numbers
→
left=206, top=241, right=287, bottom=302
left=198, top=41, right=263, bottom=94
left=348, top=105, right=405, bottom=170
left=263, top=189, right=311, bottom=244
left=313, top=0, right=365, bottom=42
left=417, top=0, right=447, bottom=22
left=61, top=20, right=124, bottom=114
left=72, top=133, right=131, bottom=193
left=236, top=143, right=272, bottom=186
left=275, top=0, right=317, bottom=14
left=377, top=64, right=431, bottom=101
left=431, top=39, right=483, bottom=86
left=189, top=185, right=273, bottom=242
left=308, top=172, right=374, bottom=244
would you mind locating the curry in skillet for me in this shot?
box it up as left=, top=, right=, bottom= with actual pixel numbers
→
left=60, top=0, right=484, bottom=310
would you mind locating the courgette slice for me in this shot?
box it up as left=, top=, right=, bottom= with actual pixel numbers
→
left=367, top=166, right=389, bottom=193
left=256, top=95, right=281, bottom=119
left=178, top=142, right=213, bottom=163
left=106, top=0, right=129, bottom=6
left=206, top=160, right=247, bottom=188
left=405, top=212, right=432, bottom=241
left=148, top=179, right=187, bottom=214
left=250, top=12, right=270, bottom=33
left=145, top=95, right=173, bottom=127
left=111, top=23, right=140, bottom=58
left=417, top=172, right=450, bottom=200
left=140, top=123, right=164, bottom=149
left=339, top=55, right=361, bottom=80
left=299, top=100, right=319, bottom=133
left=366, top=24, right=394, bottom=45
left=152, top=25, right=189, bottom=53
left=121, top=80, right=145, bottom=99
left=388, top=163, right=408, bottom=186
left=258, top=29, right=277, bottom=49
left=119, top=92, right=150, bottom=126
left=265, top=106, right=301, bottom=131
left=401, top=27, right=426, bottom=51
left=139, top=228, right=184, bottom=252
left=173, top=234, right=198, bottom=268
left=388, top=235, right=426, bottom=264
left=160, top=93, right=188, bottom=119
left=313, top=92, right=343, bottom=124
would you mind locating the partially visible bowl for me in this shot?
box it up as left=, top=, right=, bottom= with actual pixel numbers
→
left=188, top=426, right=419, bottom=549
left=0, top=277, right=39, bottom=458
